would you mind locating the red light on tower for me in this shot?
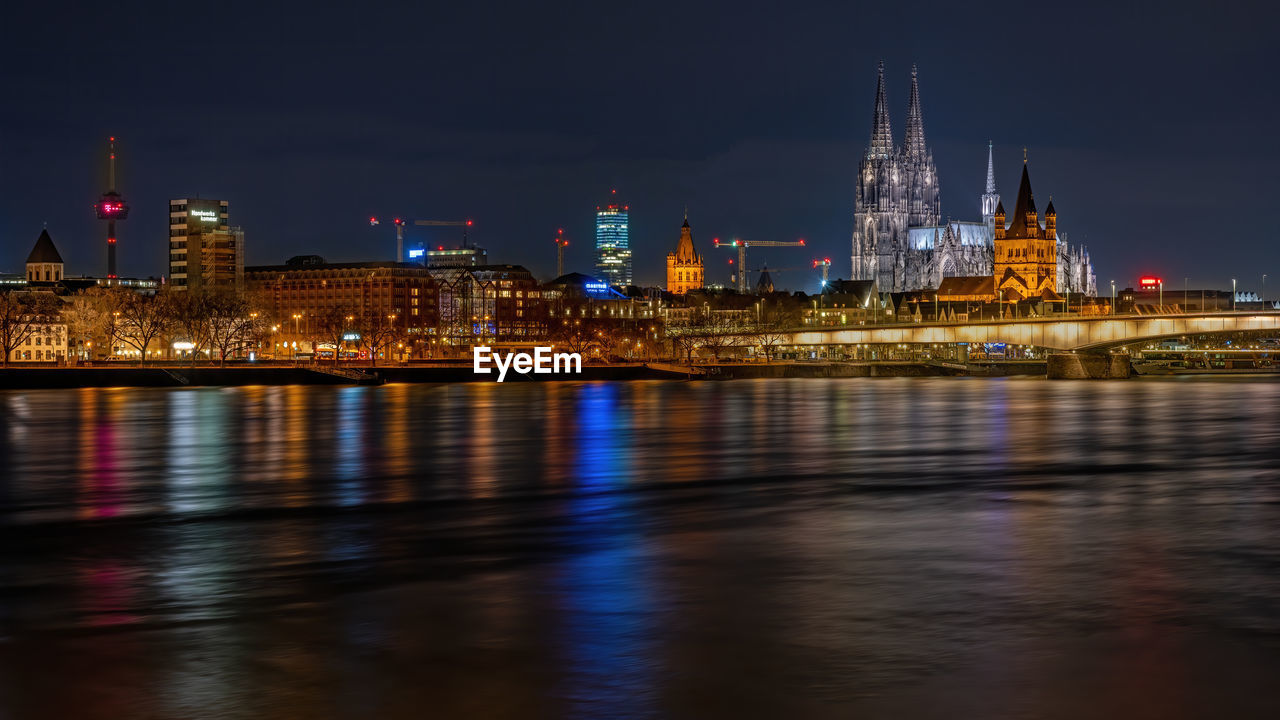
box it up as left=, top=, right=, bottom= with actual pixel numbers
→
left=466, top=219, right=473, bottom=226
left=369, top=216, right=379, bottom=226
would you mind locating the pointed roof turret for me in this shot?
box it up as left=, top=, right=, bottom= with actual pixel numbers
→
left=904, top=64, right=926, bottom=159
left=756, top=265, right=775, bottom=294
left=1006, top=161, right=1039, bottom=237
left=673, top=214, right=699, bottom=263
left=868, top=61, right=894, bottom=159
left=26, top=229, right=64, bottom=264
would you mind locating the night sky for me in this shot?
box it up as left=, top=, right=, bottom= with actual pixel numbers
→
left=2, top=1, right=1276, bottom=293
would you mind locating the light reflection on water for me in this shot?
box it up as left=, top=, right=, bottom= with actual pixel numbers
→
left=1, top=378, right=1280, bottom=718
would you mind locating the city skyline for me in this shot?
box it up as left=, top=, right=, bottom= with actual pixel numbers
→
left=2, top=2, right=1277, bottom=293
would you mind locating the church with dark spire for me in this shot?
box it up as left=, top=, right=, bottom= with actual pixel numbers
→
left=849, top=63, right=1095, bottom=296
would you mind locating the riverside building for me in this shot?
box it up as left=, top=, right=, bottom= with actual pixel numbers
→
left=169, top=198, right=244, bottom=291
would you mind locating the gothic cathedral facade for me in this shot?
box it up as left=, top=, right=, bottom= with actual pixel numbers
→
left=849, top=63, right=1096, bottom=297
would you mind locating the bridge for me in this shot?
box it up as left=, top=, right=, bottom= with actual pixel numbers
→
left=780, top=312, right=1280, bottom=352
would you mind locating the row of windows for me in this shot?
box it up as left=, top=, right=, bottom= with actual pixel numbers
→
left=27, top=269, right=62, bottom=282
left=23, top=332, right=64, bottom=346
left=11, top=350, right=62, bottom=361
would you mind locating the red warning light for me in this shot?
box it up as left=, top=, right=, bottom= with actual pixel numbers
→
left=369, top=216, right=379, bottom=225
left=394, top=217, right=403, bottom=225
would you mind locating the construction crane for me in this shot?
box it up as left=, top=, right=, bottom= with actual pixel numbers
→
left=368, top=217, right=473, bottom=262
left=554, top=228, right=569, bottom=277
left=814, top=258, right=832, bottom=288
left=713, top=237, right=806, bottom=293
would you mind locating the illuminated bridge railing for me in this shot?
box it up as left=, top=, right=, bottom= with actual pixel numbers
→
left=780, top=312, right=1280, bottom=351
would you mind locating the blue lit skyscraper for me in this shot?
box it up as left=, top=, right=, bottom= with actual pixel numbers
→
left=594, top=190, right=632, bottom=286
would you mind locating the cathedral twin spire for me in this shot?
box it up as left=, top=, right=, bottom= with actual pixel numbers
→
left=903, top=65, right=926, bottom=160
left=867, top=61, right=928, bottom=160
left=868, top=61, right=895, bottom=159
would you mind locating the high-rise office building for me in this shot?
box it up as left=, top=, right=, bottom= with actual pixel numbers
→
left=594, top=190, right=632, bottom=286
left=168, top=198, right=244, bottom=291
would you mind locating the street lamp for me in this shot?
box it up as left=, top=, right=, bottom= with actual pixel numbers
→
left=1232, top=278, right=1237, bottom=312
left=1110, top=280, right=1116, bottom=316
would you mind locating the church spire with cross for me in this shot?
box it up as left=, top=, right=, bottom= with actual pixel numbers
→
left=981, top=140, right=1000, bottom=226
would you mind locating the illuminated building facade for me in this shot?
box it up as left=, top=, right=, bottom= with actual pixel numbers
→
left=245, top=257, right=438, bottom=347
left=595, top=190, right=632, bottom=286
left=849, top=63, right=1095, bottom=295
left=665, top=214, right=703, bottom=294
left=429, top=265, right=546, bottom=348
left=169, top=198, right=243, bottom=291
left=425, top=246, right=488, bottom=268
left=9, top=231, right=68, bottom=363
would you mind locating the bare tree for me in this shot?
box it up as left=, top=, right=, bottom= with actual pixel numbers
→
left=64, top=288, right=113, bottom=360
left=205, top=291, right=265, bottom=366
left=0, top=292, right=63, bottom=368
left=554, top=318, right=603, bottom=358
left=698, top=311, right=739, bottom=362
left=754, top=321, right=788, bottom=362
left=314, top=306, right=354, bottom=366
left=169, top=290, right=214, bottom=366
left=113, top=289, right=175, bottom=364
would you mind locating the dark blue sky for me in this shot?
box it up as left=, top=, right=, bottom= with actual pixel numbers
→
left=2, top=1, right=1276, bottom=293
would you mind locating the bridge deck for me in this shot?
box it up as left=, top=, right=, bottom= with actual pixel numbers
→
left=782, top=312, right=1280, bottom=351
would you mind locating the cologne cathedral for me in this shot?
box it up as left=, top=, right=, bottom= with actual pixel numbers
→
left=849, top=63, right=1096, bottom=296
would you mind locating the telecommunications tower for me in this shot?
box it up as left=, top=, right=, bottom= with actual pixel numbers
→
left=94, top=136, right=130, bottom=281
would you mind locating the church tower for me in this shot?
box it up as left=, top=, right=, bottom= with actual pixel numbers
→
left=26, top=229, right=65, bottom=284
left=981, top=141, right=1000, bottom=229
left=993, top=157, right=1058, bottom=300
left=666, top=212, right=703, bottom=295
left=901, top=65, right=940, bottom=229
left=850, top=61, right=907, bottom=289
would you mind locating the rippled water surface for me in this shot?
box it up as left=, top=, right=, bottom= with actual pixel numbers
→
left=2, top=378, right=1280, bottom=719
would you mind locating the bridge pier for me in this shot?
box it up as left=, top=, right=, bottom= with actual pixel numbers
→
left=1047, top=353, right=1131, bottom=379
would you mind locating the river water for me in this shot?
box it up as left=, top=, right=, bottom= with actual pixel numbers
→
left=1, top=378, right=1279, bottom=718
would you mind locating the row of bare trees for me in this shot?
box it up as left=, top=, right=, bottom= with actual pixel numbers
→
left=667, top=305, right=799, bottom=363
left=60, top=287, right=268, bottom=366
